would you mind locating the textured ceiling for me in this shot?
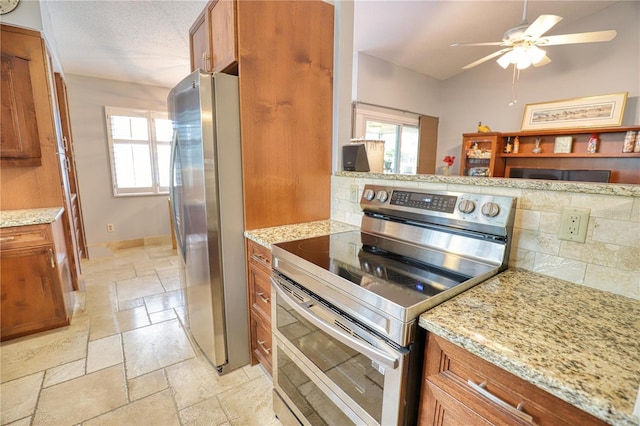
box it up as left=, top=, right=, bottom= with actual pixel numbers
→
left=40, top=0, right=620, bottom=88
left=42, top=0, right=207, bottom=88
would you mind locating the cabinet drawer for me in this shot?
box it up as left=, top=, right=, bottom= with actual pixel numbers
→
left=247, top=239, right=271, bottom=271
left=421, top=333, right=607, bottom=426
left=250, top=314, right=272, bottom=374
left=248, top=262, right=271, bottom=322
left=0, top=225, right=51, bottom=250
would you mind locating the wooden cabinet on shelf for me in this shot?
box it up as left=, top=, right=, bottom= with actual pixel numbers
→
left=460, top=133, right=504, bottom=177
left=418, top=333, right=607, bottom=426
left=1, top=25, right=44, bottom=166
left=246, top=239, right=273, bottom=374
left=189, top=0, right=238, bottom=74
left=1, top=216, right=74, bottom=341
left=498, top=126, right=640, bottom=184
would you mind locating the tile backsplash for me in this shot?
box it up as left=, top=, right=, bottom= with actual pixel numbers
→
left=331, top=175, right=640, bottom=300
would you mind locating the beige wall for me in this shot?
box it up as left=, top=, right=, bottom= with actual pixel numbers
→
left=331, top=175, right=640, bottom=300
left=64, top=74, right=171, bottom=255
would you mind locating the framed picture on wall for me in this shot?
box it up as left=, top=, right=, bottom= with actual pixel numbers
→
left=521, top=92, right=627, bottom=131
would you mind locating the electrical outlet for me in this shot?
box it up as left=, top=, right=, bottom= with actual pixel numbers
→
left=559, top=207, right=589, bottom=243
left=350, top=185, right=359, bottom=202
left=107, top=224, right=114, bottom=232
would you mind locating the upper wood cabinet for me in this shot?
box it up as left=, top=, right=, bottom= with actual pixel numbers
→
left=1, top=28, right=44, bottom=166
left=189, top=0, right=238, bottom=74
left=190, top=0, right=334, bottom=230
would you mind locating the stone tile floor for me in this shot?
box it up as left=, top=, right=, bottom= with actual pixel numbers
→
left=1, top=244, right=280, bottom=426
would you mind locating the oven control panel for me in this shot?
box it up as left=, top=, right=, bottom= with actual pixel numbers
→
left=360, top=185, right=516, bottom=231
left=389, top=191, right=457, bottom=213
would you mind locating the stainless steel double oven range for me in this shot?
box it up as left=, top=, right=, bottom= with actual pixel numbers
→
left=271, top=184, right=516, bottom=425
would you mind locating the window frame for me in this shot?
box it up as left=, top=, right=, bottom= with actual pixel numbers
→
left=104, top=106, right=171, bottom=197
left=352, top=103, right=420, bottom=174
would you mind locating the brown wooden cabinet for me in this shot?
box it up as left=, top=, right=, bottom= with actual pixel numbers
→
left=54, top=73, right=87, bottom=260
left=0, top=27, right=44, bottom=166
left=418, top=333, right=607, bottom=426
left=459, top=133, right=504, bottom=177
left=189, top=0, right=238, bottom=74
left=0, top=24, right=84, bottom=292
left=190, top=0, right=334, bottom=230
left=1, top=216, right=74, bottom=341
left=246, top=239, right=273, bottom=374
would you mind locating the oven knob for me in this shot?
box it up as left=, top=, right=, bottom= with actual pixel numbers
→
left=363, top=189, right=375, bottom=201
left=362, top=261, right=371, bottom=272
left=458, top=199, right=476, bottom=214
left=376, top=190, right=389, bottom=202
left=482, top=202, right=501, bottom=218
left=375, top=266, right=384, bottom=276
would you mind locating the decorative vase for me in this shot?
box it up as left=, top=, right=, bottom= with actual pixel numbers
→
left=441, top=165, right=451, bottom=176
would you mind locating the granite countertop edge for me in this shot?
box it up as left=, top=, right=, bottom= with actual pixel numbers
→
left=419, top=268, right=640, bottom=426
left=244, top=219, right=359, bottom=248
left=335, top=171, right=640, bottom=197
left=0, top=207, right=65, bottom=228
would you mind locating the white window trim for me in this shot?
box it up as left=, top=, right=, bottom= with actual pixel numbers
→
left=105, top=106, right=170, bottom=197
left=352, top=103, right=419, bottom=139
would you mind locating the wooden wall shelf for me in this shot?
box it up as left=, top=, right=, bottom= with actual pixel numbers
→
left=461, top=126, right=640, bottom=184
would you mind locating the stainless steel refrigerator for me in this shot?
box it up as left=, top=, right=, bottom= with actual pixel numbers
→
left=168, top=70, right=249, bottom=374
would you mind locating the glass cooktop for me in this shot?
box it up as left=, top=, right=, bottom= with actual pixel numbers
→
left=273, top=230, right=479, bottom=309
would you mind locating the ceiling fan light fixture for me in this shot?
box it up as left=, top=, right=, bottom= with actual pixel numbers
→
left=528, top=45, right=547, bottom=65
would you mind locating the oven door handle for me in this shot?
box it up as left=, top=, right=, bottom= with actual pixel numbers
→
left=272, top=277, right=401, bottom=370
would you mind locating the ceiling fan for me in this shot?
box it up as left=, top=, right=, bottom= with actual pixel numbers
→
left=453, top=0, right=617, bottom=70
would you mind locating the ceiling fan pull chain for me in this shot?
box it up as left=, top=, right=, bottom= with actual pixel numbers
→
left=509, top=65, right=519, bottom=106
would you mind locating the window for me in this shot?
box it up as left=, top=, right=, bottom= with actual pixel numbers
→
left=353, top=103, right=420, bottom=174
left=105, top=107, right=172, bottom=196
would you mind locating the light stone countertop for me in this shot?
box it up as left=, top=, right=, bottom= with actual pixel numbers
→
left=335, top=171, right=640, bottom=197
left=0, top=208, right=65, bottom=228
left=419, top=268, right=640, bottom=426
left=244, top=219, right=358, bottom=248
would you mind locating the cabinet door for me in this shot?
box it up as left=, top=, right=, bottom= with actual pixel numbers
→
left=0, top=53, right=42, bottom=165
left=210, top=0, right=237, bottom=73
left=1, top=246, right=69, bottom=340
left=189, top=11, right=210, bottom=71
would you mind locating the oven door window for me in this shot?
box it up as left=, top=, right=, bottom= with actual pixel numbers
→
left=276, top=344, right=359, bottom=425
left=275, top=288, right=395, bottom=424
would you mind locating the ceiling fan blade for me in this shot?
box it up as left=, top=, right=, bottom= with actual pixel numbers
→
left=462, top=48, right=513, bottom=70
left=540, top=30, right=617, bottom=46
left=523, top=15, right=563, bottom=39
left=533, top=55, right=552, bottom=67
left=452, top=41, right=504, bottom=47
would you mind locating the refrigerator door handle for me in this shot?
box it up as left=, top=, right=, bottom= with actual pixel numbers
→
left=169, top=129, right=186, bottom=258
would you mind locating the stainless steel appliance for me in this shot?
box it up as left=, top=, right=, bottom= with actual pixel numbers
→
left=271, top=184, right=516, bottom=425
left=168, top=70, right=249, bottom=374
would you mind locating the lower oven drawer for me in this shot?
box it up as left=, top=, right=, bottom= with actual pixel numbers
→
left=274, top=340, right=364, bottom=425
